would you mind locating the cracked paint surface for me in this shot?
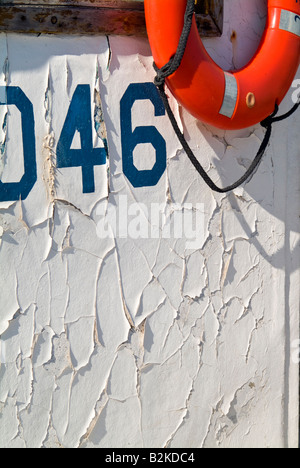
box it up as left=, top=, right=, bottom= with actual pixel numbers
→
left=0, top=0, right=299, bottom=448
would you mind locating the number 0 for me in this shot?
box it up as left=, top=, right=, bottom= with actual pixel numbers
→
left=0, top=87, right=37, bottom=201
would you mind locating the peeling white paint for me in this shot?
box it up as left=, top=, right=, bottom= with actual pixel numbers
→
left=0, top=0, right=299, bottom=449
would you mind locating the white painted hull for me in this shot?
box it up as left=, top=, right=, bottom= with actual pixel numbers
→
left=0, top=0, right=299, bottom=448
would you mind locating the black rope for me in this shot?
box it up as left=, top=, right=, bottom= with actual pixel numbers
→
left=154, top=0, right=195, bottom=87
left=153, top=0, right=300, bottom=193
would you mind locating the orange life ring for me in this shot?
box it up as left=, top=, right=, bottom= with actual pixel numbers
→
left=145, top=0, right=300, bottom=130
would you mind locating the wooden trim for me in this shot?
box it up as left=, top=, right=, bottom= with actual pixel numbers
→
left=0, top=1, right=223, bottom=37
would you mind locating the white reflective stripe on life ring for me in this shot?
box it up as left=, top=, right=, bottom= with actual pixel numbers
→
left=219, top=72, right=238, bottom=118
left=280, top=10, right=300, bottom=37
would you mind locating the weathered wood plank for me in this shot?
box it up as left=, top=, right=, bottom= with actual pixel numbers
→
left=195, top=0, right=223, bottom=33
left=0, top=1, right=223, bottom=37
left=0, top=0, right=144, bottom=6
left=0, top=6, right=146, bottom=36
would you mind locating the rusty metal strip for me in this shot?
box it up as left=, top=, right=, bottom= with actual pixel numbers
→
left=0, top=1, right=223, bottom=37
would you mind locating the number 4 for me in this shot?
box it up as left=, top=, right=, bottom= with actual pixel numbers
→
left=56, top=85, right=107, bottom=193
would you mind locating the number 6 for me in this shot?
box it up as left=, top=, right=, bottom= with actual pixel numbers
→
left=120, top=83, right=166, bottom=188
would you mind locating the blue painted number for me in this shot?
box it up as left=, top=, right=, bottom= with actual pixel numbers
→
left=56, top=85, right=106, bottom=193
left=0, top=83, right=168, bottom=202
left=120, top=83, right=166, bottom=187
left=0, top=86, right=37, bottom=201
